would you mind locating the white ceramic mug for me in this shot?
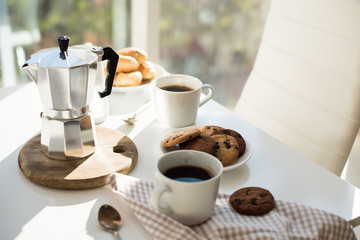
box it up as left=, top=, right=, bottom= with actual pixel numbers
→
left=152, top=74, right=214, bottom=127
left=150, top=150, right=223, bottom=225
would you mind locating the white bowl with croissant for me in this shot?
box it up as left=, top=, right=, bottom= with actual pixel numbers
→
left=111, top=47, right=167, bottom=93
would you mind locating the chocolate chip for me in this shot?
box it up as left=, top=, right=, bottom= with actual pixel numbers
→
left=224, top=130, right=231, bottom=135
left=224, top=141, right=231, bottom=149
left=251, top=198, right=258, bottom=205
left=234, top=199, right=242, bottom=206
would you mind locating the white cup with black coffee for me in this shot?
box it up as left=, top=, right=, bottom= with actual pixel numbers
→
left=150, top=150, right=223, bottom=225
left=152, top=74, right=214, bottom=127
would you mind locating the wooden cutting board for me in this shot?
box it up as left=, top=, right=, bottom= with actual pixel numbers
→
left=18, top=126, right=137, bottom=190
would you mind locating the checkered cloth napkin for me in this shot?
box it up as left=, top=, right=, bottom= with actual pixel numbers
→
left=107, top=173, right=355, bottom=240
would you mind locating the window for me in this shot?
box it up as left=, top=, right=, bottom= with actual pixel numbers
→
left=1, top=0, right=270, bottom=110
left=131, top=0, right=270, bottom=109
left=157, top=0, right=270, bottom=109
left=0, top=0, right=130, bottom=87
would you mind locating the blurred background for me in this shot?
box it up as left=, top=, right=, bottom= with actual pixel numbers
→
left=0, top=0, right=270, bottom=110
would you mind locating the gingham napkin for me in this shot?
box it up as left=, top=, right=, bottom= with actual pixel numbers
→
left=107, top=173, right=355, bottom=240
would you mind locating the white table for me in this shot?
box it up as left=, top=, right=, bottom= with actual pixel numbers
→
left=0, top=83, right=359, bottom=240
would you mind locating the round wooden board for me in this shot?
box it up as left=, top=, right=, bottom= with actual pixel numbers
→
left=18, top=126, right=138, bottom=190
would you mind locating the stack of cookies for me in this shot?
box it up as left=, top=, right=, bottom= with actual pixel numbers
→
left=112, top=47, right=157, bottom=87
left=162, top=125, right=246, bottom=167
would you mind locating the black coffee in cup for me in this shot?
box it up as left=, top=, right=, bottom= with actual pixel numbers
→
left=163, top=165, right=214, bottom=182
left=160, top=84, right=194, bottom=92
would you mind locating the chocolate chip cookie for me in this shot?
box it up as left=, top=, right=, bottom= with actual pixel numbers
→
left=210, top=134, right=240, bottom=166
left=229, top=187, right=275, bottom=215
left=179, top=135, right=216, bottom=155
left=211, top=129, right=246, bottom=157
left=162, top=128, right=201, bottom=147
left=199, top=125, right=224, bottom=137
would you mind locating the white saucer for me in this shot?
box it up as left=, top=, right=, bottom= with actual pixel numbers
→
left=160, top=126, right=252, bottom=172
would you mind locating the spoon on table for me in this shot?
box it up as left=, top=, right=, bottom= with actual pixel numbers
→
left=98, top=204, right=122, bottom=240
left=122, top=101, right=152, bottom=125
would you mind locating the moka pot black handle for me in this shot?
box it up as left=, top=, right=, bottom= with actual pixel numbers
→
left=98, top=46, right=119, bottom=98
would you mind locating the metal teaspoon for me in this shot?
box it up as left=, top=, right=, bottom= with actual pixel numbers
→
left=122, top=101, right=151, bottom=125
left=98, top=204, right=122, bottom=240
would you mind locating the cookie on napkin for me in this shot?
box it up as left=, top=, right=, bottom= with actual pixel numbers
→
left=229, top=187, right=275, bottom=215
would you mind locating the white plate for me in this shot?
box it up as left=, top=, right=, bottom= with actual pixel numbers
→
left=160, top=126, right=252, bottom=172
left=112, top=62, right=167, bottom=93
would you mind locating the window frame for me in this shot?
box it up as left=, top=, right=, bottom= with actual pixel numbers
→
left=130, top=0, right=160, bottom=62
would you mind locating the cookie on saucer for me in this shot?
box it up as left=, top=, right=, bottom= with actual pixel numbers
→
left=210, top=134, right=239, bottom=167
left=179, top=135, right=216, bottom=156
left=229, top=187, right=275, bottom=215
left=162, top=128, right=201, bottom=147
left=211, top=129, right=246, bottom=157
left=199, top=125, right=224, bottom=137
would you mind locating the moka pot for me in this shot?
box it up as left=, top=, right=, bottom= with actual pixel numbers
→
left=22, top=36, right=119, bottom=160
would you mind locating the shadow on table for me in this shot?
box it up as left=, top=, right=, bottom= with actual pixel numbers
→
left=0, top=143, right=112, bottom=240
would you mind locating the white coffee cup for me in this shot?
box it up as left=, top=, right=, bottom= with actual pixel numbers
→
left=150, top=150, right=223, bottom=225
left=152, top=74, right=214, bottom=127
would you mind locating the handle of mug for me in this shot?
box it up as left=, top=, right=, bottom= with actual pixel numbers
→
left=199, top=84, right=214, bottom=107
left=150, top=185, right=172, bottom=213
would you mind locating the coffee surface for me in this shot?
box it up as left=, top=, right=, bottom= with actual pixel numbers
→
left=163, top=165, right=213, bottom=182
left=160, top=84, right=194, bottom=92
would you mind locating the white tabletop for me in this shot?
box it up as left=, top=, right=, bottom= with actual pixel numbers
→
left=0, top=83, right=359, bottom=240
